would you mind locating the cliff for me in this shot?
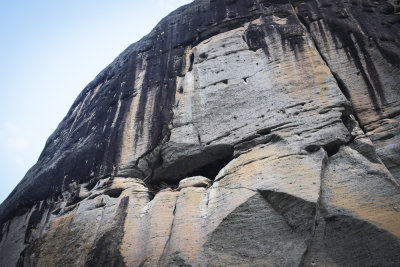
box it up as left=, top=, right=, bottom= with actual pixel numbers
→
left=1, top=0, right=400, bottom=266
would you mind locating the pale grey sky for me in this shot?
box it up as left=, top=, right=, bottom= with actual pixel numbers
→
left=0, top=0, right=192, bottom=203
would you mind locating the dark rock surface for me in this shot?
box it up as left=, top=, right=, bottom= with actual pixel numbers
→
left=1, top=0, right=400, bottom=266
left=0, top=0, right=267, bottom=226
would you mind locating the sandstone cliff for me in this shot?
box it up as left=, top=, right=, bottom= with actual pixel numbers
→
left=1, top=0, right=400, bottom=266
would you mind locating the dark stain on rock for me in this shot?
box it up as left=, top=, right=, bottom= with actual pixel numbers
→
left=294, top=0, right=394, bottom=112
left=0, top=222, right=6, bottom=244
left=244, top=23, right=270, bottom=57
left=355, top=37, right=386, bottom=104
left=101, top=52, right=139, bottom=177
left=84, top=196, right=129, bottom=267
left=24, top=202, right=47, bottom=244
left=197, top=15, right=261, bottom=47
left=330, top=28, right=384, bottom=112
left=133, top=30, right=177, bottom=154
left=375, top=40, right=400, bottom=66
left=0, top=0, right=267, bottom=226
left=316, top=19, right=328, bottom=44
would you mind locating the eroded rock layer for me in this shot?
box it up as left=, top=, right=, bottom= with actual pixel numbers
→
left=1, top=0, right=400, bottom=266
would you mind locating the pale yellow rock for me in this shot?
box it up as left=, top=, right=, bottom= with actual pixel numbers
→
left=178, top=176, right=212, bottom=189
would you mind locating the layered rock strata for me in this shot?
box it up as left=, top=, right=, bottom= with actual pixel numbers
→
left=1, top=0, right=400, bottom=266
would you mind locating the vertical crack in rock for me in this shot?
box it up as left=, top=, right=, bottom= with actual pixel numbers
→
left=158, top=197, right=178, bottom=266
left=299, top=148, right=328, bottom=267
left=84, top=196, right=129, bottom=267
left=302, top=141, right=400, bottom=265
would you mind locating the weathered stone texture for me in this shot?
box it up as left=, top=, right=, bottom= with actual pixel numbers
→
left=1, top=0, right=400, bottom=266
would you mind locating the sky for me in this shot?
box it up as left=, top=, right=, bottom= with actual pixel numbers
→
left=0, top=0, right=192, bottom=203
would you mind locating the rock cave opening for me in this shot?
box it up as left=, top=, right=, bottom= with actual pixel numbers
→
left=183, top=155, right=233, bottom=181
left=149, top=145, right=234, bottom=191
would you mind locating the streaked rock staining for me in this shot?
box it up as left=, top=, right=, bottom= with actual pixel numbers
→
left=1, top=0, right=400, bottom=266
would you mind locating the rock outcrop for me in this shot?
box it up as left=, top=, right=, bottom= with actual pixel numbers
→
left=1, top=0, right=400, bottom=266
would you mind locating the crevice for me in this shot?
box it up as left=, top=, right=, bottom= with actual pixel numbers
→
left=300, top=142, right=328, bottom=267
left=323, top=142, right=342, bottom=157
left=291, top=4, right=341, bottom=92
left=185, top=156, right=233, bottom=180
left=151, top=143, right=234, bottom=186
left=118, top=142, right=164, bottom=181
left=151, top=149, right=234, bottom=191
left=199, top=52, right=208, bottom=60
left=85, top=178, right=98, bottom=191
left=218, top=186, right=258, bottom=193
left=341, top=115, right=384, bottom=164
left=305, top=144, right=321, bottom=154
left=51, top=205, right=62, bottom=215
left=341, top=114, right=364, bottom=135
left=332, top=72, right=351, bottom=101
left=193, top=14, right=263, bottom=47
left=103, top=188, right=123, bottom=198
left=234, top=133, right=283, bottom=156
left=199, top=47, right=248, bottom=62
left=197, top=133, right=202, bottom=146
left=16, top=247, right=28, bottom=267
left=350, top=112, right=368, bottom=134
left=306, top=138, right=351, bottom=158
left=198, top=68, right=264, bottom=90
left=188, top=53, right=194, bottom=72
left=256, top=127, right=271, bottom=135
left=146, top=183, right=177, bottom=200
left=300, top=210, right=329, bottom=267
left=65, top=192, right=83, bottom=208
left=158, top=198, right=178, bottom=265
left=298, top=246, right=310, bottom=267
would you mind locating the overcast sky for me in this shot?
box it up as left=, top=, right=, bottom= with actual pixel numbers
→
left=0, top=0, right=192, bottom=203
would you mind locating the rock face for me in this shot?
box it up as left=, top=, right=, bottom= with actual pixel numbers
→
left=1, top=0, right=400, bottom=266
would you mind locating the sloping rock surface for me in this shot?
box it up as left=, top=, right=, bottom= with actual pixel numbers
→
left=1, top=0, right=400, bottom=266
